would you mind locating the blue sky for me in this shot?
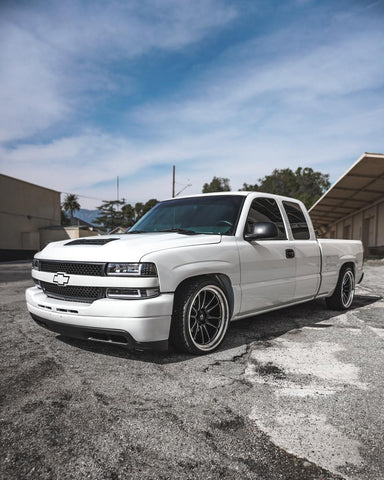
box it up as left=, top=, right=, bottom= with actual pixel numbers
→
left=0, top=0, right=383, bottom=209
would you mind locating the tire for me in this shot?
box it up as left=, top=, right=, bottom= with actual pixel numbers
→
left=170, top=278, right=230, bottom=355
left=325, top=266, right=355, bottom=310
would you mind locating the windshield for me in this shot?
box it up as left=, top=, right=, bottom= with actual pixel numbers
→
left=128, top=195, right=245, bottom=235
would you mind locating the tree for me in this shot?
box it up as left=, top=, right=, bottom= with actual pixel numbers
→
left=202, top=176, right=231, bottom=193
left=240, top=167, right=330, bottom=209
left=62, top=194, right=80, bottom=220
left=134, top=202, right=144, bottom=221
left=122, top=203, right=135, bottom=227
left=95, top=200, right=125, bottom=232
left=60, top=208, right=70, bottom=226
left=95, top=198, right=159, bottom=231
left=133, top=199, right=159, bottom=222
left=140, top=199, right=158, bottom=219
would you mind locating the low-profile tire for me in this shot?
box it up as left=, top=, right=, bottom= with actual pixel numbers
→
left=325, top=266, right=355, bottom=311
left=170, top=277, right=230, bottom=355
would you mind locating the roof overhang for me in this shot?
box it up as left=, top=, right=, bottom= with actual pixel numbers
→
left=309, top=153, right=384, bottom=232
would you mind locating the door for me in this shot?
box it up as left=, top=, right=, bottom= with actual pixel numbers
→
left=282, top=201, right=321, bottom=300
left=237, top=197, right=295, bottom=315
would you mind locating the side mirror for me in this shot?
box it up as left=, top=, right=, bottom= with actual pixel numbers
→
left=244, top=222, right=279, bottom=241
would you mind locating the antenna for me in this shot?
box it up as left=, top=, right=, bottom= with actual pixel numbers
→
left=175, top=183, right=192, bottom=197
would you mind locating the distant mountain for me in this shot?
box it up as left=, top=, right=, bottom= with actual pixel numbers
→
left=75, top=209, right=99, bottom=225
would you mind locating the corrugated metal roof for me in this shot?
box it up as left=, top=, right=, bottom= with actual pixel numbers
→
left=309, top=153, right=384, bottom=231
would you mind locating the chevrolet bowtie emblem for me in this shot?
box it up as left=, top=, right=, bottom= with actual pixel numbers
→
left=53, top=272, right=70, bottom=286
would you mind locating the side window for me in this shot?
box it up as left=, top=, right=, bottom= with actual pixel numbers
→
left=283, top=201, right=310, bottom=240
left=245, top=198, right=287, bottom=240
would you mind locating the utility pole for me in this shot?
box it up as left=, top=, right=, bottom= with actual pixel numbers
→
left=117, top=176, right=119, bottom=201
left=172, top=165, right=175, bottom=198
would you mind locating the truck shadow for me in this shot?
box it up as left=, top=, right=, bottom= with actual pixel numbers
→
left=57, top=294, right=381, bottom=364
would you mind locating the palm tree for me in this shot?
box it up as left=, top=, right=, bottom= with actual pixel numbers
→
left=62, top=193, right=81, bottom=221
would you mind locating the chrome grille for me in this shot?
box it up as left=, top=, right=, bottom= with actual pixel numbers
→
left=39, top=261, right=106, bottom=276
left=40, top=281, right=105, bottom=303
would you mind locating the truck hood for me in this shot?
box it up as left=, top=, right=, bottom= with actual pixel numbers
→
left=36, top=233, right=222, bottom=262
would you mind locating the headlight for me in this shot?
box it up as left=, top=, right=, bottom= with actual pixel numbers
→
left=106, top=262, right=157, bottom=276
left=32, top=258, right=40, bottom=270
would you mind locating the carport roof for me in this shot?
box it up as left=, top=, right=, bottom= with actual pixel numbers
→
left=309, top=153, right=384, bottom=231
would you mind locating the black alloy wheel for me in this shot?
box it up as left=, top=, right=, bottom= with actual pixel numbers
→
left=170, top=278, right=230, bottom=354
left=326, top=266, right=355, bottom=310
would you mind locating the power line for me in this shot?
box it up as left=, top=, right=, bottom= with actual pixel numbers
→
left=61, top=191, right=156, bottom=207
left=61, top=191, right=106, bottom=202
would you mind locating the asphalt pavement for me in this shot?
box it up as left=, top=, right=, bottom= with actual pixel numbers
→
left=0, top=260, right=383, bottom=480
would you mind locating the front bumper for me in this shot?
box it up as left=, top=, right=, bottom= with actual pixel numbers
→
left=26, top=286, right=173, bottom=348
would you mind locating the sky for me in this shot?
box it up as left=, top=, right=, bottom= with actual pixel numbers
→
left=0, top=0, right=383, bottom=209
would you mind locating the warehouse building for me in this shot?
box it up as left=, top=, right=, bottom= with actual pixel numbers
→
left=0, top=174, right=97, bottom=261
left=310, top=153, right=384, bottom=256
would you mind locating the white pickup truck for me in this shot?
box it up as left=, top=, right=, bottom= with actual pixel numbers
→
left=26, top=192, right=364, bottom=354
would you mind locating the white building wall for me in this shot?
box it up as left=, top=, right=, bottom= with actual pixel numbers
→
left=378, top=203, right=384, bottom=247
left=323, top=197, right=384, bottom=255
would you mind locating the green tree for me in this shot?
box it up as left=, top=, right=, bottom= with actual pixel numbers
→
left=60, top=208, right=70, bottom=226
left=141, top=199, right=158, bottom=219
left=240, top=167, right=330, bottom=209
left=202, top=176, right=231, bottom=193
left=134, top=202, right=144, bottom=221
left=122, top=203, right=135, bottom=227
left=95, top=200, right=125, bottom=232
left=95, top=198, right=159, bottom=231
left=62, top=193, right=80, bottom=220
left=133, top=199, right=159, bottom=222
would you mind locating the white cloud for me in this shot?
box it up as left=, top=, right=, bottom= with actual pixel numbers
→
left=0, top=0, right=237, bottom=143
left=0, top=1, right=383, bottom=208
left=16, top=0, right=236, bottom=59
left=131, top=28, right=384, bottom=132
left=0, top=23, right=67, bottom=142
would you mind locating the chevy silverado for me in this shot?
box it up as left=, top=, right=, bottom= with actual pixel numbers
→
left=26, top=192, right=364, bottom=354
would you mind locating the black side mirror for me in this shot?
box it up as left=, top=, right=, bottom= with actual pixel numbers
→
left=244, top=222, right=279, bottom=241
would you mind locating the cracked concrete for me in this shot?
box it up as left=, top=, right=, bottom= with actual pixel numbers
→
left=0, top=260, right=383, bottom=479
left=244, top=261, right=384, bottom=480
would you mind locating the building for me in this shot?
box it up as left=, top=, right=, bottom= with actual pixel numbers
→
left=0, top=174, right=98, bottom=261
left=309, top=153, right=384, bottom=256
left=0, top=174, right=61, bottom=260
left=108, top=226, right=127, bottom=234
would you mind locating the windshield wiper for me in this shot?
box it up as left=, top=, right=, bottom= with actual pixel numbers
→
left=125, top=230, right=146, bottom=234
left=157, top=228, right=199, bottom=235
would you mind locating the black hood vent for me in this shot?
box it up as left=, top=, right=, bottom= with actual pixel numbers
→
left=65, top=238, right=119, bottom=246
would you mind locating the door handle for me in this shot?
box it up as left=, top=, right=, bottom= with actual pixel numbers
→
left=285, top=249, right=295, bottom=259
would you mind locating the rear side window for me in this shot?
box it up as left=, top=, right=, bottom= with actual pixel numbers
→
left=245, top=198, right=287, bottom=240
left=283, top=201, right=310, bottom=240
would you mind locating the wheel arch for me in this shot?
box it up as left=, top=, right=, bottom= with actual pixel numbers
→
left=326, top=261, right=356, bottom=298
left=340, top=261, right=355, bottom=276
left=325, top=260, right=356, bottom=311
left=173, top=273, right=235, bottom=318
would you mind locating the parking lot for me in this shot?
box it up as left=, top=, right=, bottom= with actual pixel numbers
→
left=1, top=260, right=383, bottom=480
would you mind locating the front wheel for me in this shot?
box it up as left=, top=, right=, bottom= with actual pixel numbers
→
left=326, top=266, right=355, bottom=310
left=170, top=278, right=230, bottom=354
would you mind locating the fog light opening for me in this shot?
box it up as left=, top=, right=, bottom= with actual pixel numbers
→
left=106, top=287, right=160, bottom=299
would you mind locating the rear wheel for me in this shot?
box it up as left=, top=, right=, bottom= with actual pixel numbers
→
left=326, top=266, right=355, bottom=310
left=170, top=278, right=230, bottom=354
